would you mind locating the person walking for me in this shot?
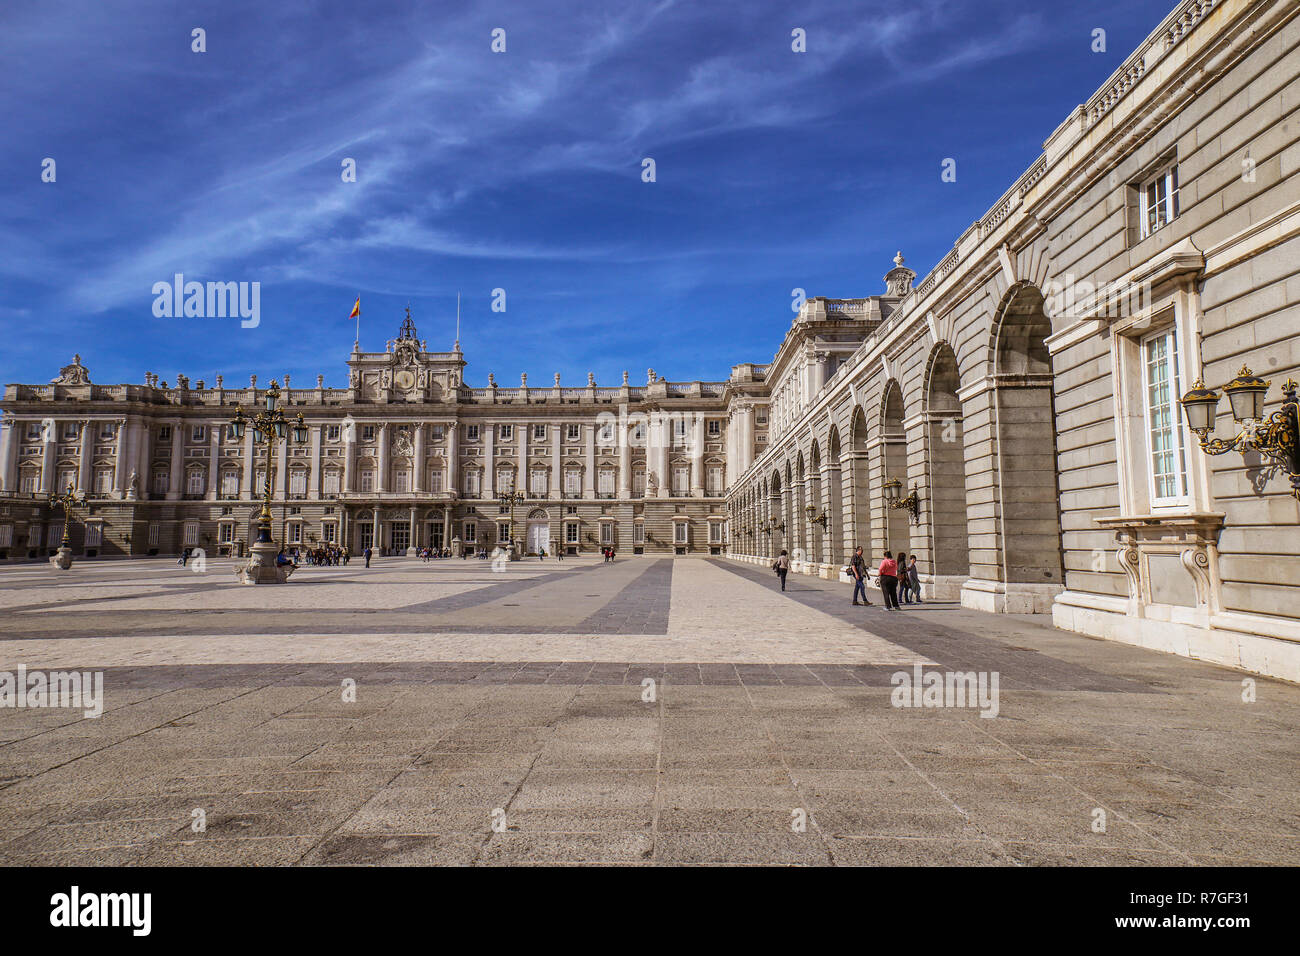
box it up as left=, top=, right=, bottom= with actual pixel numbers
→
left=878, top=550, right=900, bottom=609
left=907, top=554, right=923, bottom=604
left=773, top=549, right=790, bottom=591
left=538, top=547, right=546, bottom=561
left=364, top=545, right=372, bottom=569
left=850, top=546, right=872, bottom=606
left=897, top=552, right=912, bottom=604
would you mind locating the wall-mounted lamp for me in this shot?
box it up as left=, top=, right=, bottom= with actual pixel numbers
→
left=1181, top=368, right=1300, bottom=500
left=804, top=504, right=829, bottom=528
left=884, top=478, right=921, bottom=524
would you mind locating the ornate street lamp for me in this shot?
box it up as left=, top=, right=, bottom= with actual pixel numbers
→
left=1180, top=368, right=1300, bottom=500
left=805, top=504, right=829, bottom=528
left=48, top=482, right=89, bottom=570
left=498, top=490, right=525, bottom=558
left=227, top=379, right=307, bottom=583
left=884, top=477, right=921, bottom=524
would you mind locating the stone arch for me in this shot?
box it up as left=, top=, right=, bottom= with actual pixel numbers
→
left=808, top=439, right=826, bottom=565
left=880, top=380, right=910, bottom=556
left=987, top=282, right=1064, bottom=608
left=826, top=425, right=846, bottom=564
left=923, top=342, right=970, bottom=596
left=847, top=405, right=871, bottom=556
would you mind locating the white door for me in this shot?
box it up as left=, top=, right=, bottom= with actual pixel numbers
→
left=526, top=522, right=548, bottom=554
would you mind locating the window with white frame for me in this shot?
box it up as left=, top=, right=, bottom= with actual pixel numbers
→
left=463, top=522, right=477, bottom=543
left=600, top=522, right=613, bottom=545
left=466, top=424, right=479, bottom=442
left=291, top=470, right=308, bottom=496
left=323, top=470, right=340, bottom=495
left=429, top=469, right=444, bottom=493
left=709, top=522, right=723, bottom=544
left=219, top=523, right=234, bottom=544
left=707, top=466, right=722, bottom=494
left=326, top=424, right=340, bottom=441
left=360, top=469, right=374, bottom=493
left=431, top=425, right=444, bottom=441
left=1139, top=162, right=1179, bottom=240
left=153, top=470, right=169, bottom=494
left=187, top=470, right=205, bottom=496
left=221, top=470, right=239, bottom=497
left=529, top=470, right=547, bottom=496
left=497, top=468, right=515, bottom=493
left=464, top=470, right=480, bottom=495
left=564, top=469, right=581, bottom=495
left=30, top=525, right=43, bottom=548
left=1142, top=328, right=1189, bottom=507
left=63, top=423, right=78, bottom=440
left=673, top=522, right=689, bottom=545
left=20, top=472, right=37, bottom=494
left=566, top=424, right=580, bottom=441
left=289, top=522, right=302, bottom=544
left=322, top=523, right=336, bottom=543
left=707, top=419, right=721, bottom=437
left=672, top=466, right=688, bottom=494
left=1, top=524, right=16, bottom=547
left=598, top=469, right=615, bottom=495
left=634, top=523, right=645, bottom=545
left=597, top=421, right=614, bottom=444
left=192, top=425, right=205, bottom=443
left=159, top=426, right=171, bottom=443
left=498, top=424, right=513, bottom=441
left=532, top=424, right=546, bottom=440
left=393, top=469, right=409, bottom=494
left=565, top=522, right=578, bottom=544
left=148, top=522, right=159, bottom=546
left=632, top=469, right=645, bottom=496
left=183, top=521, right=200, bottom=547
left=497, top=522, right=510, bottom=544
left=362, top=425, right=375, bottom=441
left=99, top=422, right=115, bottom=439
left=95, top=469, right=112, bottom=494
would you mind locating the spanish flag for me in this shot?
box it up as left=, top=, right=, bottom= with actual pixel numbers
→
left=348, top=297, right=361, bottom=319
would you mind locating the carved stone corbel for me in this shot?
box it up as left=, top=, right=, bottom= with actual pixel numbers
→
left=1180, top=547, right=1212, bottom=607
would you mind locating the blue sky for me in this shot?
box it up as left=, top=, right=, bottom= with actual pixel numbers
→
left=2, top=0, right=1176, bottom=389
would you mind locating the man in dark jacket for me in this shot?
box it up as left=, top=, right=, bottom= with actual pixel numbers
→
left=850, top=547, right=872, bottom=606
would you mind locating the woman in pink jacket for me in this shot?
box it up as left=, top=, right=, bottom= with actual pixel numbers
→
left=877, top=551, right=900, bottom=609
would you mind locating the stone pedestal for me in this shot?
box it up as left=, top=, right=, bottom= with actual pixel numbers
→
left=50, top=546, right=73, bottom=570
left=235, top=540, right=294, bottom=585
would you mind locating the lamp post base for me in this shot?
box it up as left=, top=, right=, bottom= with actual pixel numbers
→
left=235, top=540, right=294, bottom=585
left=49, top=546, right=73, bottom=571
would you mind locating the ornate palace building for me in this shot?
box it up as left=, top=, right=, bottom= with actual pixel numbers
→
left=2, top=0, right=1299, bottom=680
left=0, top=311, right=756, bottom=562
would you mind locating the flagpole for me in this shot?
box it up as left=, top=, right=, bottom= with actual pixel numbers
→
left=455, top=292, right=461, bottom=351
left=355, top=296, right=360, bottom=349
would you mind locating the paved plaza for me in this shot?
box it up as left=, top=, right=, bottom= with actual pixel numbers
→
left=0, top=555, right=1297, bottom=866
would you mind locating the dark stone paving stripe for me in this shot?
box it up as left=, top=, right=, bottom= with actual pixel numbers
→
left=708, top=559, right=1153, bottom=694
left=573, top=559, right=673, bottom=633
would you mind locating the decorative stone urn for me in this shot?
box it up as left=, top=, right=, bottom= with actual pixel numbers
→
left=50, top=547, right=73, bottom=570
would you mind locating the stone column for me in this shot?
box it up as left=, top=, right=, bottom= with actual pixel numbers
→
left=309, top=424, right=322, bottom=499
left=412, top=424, right=424, bottom=493
left=653, top=413, right=670, bottom=498
left=446, top=422, right=458, bottom=494
left=206, top=425, right=221, bottom=500
left=276, top=431, right=288, bottom=499
left=376, top=423, right=388, bottom=493
left=618, top=408, right=631, bottom=498
left=111, top=419, right=128, bottom=497
left=372, top=509, right=379, bottom=552
left=408, top=505, right=416, bottom=556
left=76, top=420, right=92, bottom=494
left=518, top=420, right=528, bottom=495
left=0, top=419, right=17, bottom=493
left=690, top=413, right=705, bottom=497
left=484, top=424, right=495, bottom=498
left=343, top=425, right=357, bottom=494
left=166, top=421, right=183, bottom=500
left=583, top=425, right=595, bottom=498
left=242, top=427, right=255, bottom=499
left=551, top=425, right=561, bottom=499
left=39, top=421, right=56, bottom=496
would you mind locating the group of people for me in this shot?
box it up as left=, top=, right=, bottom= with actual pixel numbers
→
left=601, top=547, right=617, bottom=562
left=771, top=547, right=923, bottom=609
left=302, top=546, right=348, bottom=566
left=418, top=548, right=455, bottom=561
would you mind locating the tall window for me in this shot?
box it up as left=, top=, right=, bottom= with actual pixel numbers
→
left=600, top=522, right=613, bottom=545
left=291, top=470, right=308, bottom=496
left=360, top=469, right=374, bottom=493
left=530, top=470, right=547, bottom=496
left=673, top=522, right=688, bottom=545
left=1143, top=329, right=1188, bottom=506
left=429, top=469, right=444, bottom=493
left=1139, top=163, right=1179, bottom=239
left=598, top=469, right=615, bottom=495
left=565, top=522, right=578, bottom=544
left=220, top=470, right=239, bottom=497
left=566, top=424, right=580, bottom=441
left=220, top=523, right=234, bottom=544
left=466, top=424, right=480, bottom=442
left=326, top=425, right=341, bottom=441
left=564, top=469, right=581, bottom=495
left=498, top=424, right=513, bottom=441
left=153, top=470, right=169, bottom=495
left=183, top=521, right=200, bottom=547
left=707, top=466, right=722, bottom=494
left=464, top=470, right=480, bottom=496
left=323, top=470, right=340, bottom=495
left=187, top=470, right=205, bottom=496
left=533, top=424, right=546, bottom=440
left=633, top=469, right=645, bottom=497
left=672, top=466, right=688, bottom=494
left=192, top=425, right=206, bottom=443
left=497, top=468, right=515, bottom=493
left=394, top=470, right=409, bottom=493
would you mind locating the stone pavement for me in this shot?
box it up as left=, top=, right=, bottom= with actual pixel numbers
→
left=0, top=555, right=1297, bottom=865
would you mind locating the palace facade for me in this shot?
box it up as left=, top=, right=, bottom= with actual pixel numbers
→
left=3, top=0, right=1299, bottom=680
